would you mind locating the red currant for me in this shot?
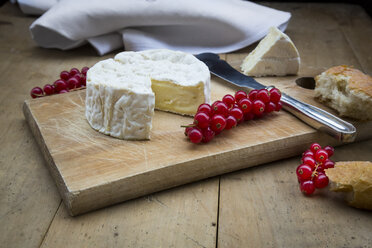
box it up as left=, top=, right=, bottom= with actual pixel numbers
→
left=248, top=90, right=258, bottom=101
left=275, top=101, right=282, bottom=111
left=54, top=79, right=67, bottom=92
left=198, top=103, right=213, bottom=116
left=302, top=150, right=314, bottom=158
left=238, top=98, right=252, bottom=113
left=313, top=173, right=329, bottom=189
left=323, top=146, right=334, bottom=157
left=302, top=156, right=316, bottom=169
left=300, top=180, right=315, bottom=195
left=73, top=74, right=83, bottom=87
left=80, top=75, right=87, bottom=86
left=296, top=164, right=313, bottom=181
left=264, top=102, right=276, bottom=113
left=310, top=143, right=321, bottom=153
left=252, top=100, right=265, bottom=116
left=66, top=77, right=79, bottom=90
left=235, top=90, right=247, bottom=103
left=256, top=89, right=270, bottom=103
left=225, top=116, right=237, bottom=130
left=222, top=94, right=235, bottom=109
left=211, top=101, right=222, bottom=108
left=269, top=88, right=281, bottom=103
left=202, top=127, right=215, bottom=143
left=194, top=112, right=210, bottom=129
left=69, top=68, right=80, bottom=77
left=323, top=159, right=335, bottom=169
left=211, top=114, right=226, bottom=132
left=316, top=163, right=325, bottom=173
left=212, top=101, right=229, bottom=117
left=43, top=84, right=54, bottom=95
left=30, top=87, right=43, bottom=98
left=188, top=128, right=203, bottom=144
left=229, top=107, right=243, bottom=122
left=315, top=149, right=328, bottom=163
left=184, top=126, right=193, bottom=136
left=81, top=66, right=89, bottom=76
left=60, top=70, right=70, bottom=80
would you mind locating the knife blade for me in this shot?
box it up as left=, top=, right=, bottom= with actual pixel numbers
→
left=195, top=52, right=357, bottom=142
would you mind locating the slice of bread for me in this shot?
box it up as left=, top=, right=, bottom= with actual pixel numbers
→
left=314, top=65, right=372, bottom=120
left=325, top=161, right=372, bottom=210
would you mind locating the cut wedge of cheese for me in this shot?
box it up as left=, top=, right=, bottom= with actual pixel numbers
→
left=241, top=26, right=300, bottom=77
left=85, top=49, right=210, bottom=140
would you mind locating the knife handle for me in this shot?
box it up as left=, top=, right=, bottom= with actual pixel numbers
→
left=280, top=93, right=356, bottom=142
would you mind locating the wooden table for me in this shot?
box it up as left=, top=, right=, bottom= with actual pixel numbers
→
left=1, top=2, right=371, bottom=247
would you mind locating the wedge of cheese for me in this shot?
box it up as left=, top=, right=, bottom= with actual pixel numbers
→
left=241, top=26, right=300, bottom=77
left=85, top=49, right=210, bottom=140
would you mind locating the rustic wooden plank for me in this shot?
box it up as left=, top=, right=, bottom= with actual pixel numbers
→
left=218, top=3, right=372, bottom=248
left=40, top=178, right=219, bottom=248
left=24, top=74, right=372, bottom=216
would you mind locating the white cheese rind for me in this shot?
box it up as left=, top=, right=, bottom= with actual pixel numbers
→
left=85, top=49, right=210, bottom=140
left=241, top=27, right=300, bottom=77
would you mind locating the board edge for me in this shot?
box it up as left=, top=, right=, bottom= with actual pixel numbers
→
left=23, top=100, right=76, bottom=216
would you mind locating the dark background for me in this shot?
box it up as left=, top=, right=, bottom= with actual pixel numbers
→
left=253, top=1, right=371, bottom=16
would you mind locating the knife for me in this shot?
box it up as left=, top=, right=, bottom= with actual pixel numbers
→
left=195, top=53, right=356, bottom=142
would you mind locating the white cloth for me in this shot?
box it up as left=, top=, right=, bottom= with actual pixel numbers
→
left=28, top=0, right=291, bottom=55
left=16, top=0, right=58, bottom=15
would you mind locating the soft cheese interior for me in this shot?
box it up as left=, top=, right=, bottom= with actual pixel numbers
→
left=85, top=49, right=211, bottom=140
left=241, top=26, right=300, bottom=77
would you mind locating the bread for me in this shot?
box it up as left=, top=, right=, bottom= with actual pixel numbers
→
left=325, top=161, right=372, bottom=210
left=314, top=65, right=372, bottom=120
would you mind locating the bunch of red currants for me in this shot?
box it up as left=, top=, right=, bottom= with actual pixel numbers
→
left=30, top=67, right=89, bottom=98
left=296, top=143, right=335, bottom=195
left=184, top=88, right=282, bottom=143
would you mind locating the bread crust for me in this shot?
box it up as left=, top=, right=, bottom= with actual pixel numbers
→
left=325, top=161, right=372, bottom=210
left=323, top=65, right=372, bottom=97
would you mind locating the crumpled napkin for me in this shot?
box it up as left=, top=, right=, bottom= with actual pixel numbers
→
left=27, top=0, right=291, bottom=55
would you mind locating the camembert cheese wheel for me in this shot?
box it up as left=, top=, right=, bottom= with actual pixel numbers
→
left=85, top=49, right=210, bottom=140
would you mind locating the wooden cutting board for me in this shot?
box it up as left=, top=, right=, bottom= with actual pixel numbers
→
left=23, top=75, right=372, bottom=216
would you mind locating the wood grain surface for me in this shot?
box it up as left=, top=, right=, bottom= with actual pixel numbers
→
left=1, top=2, right=372, bottom=248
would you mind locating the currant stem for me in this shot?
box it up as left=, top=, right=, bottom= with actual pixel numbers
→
left=69, top=86, right=86, bottom=92
left=180, top=124, right=196, bottom=128
left=311, top=163, right=320, bottom=179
